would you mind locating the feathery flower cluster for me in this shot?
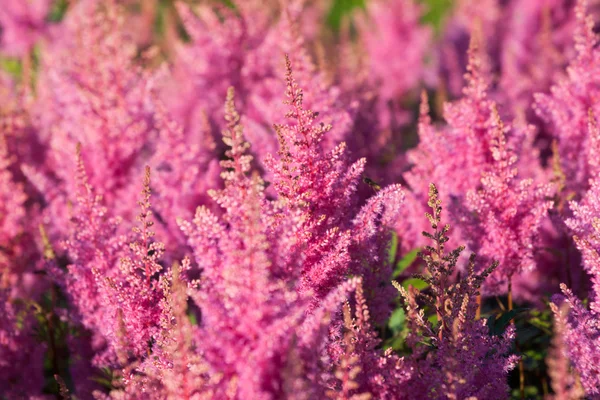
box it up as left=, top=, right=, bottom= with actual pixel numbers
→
left=402, top=37, right=552, bottom=300
left=0, top=0, right=51, bottom=57
left=56, top=148, right=167, bottom=370
left=554, top=177, right=600, bottom=394
left=4, top=0, right=600, bottom=398
left=178, top=86, right=404, bottom=398
left=357, top=0, right=432, bottom=131
left=459, top=108, right=553, bottom=293
left=265, top=57, right=404, bottom=317
left=535, top=0, right=600, bottom=197
left=34, top=1, right=155, bottom=206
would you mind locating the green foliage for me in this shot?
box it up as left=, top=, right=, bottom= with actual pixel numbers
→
left=388, top=307, right=406, bottom=333
left=91, top=367, right=120, bottom=391
left=388, top=232, right=398, bottom=264
left=393, top=247, right=420, bottom=278
left=327, top=0, right=366, bottom=31
left=511, top=385, right=541, bottom=399
left=508, top=306, right=554, bottom=399
left=0, top=57, right=22, bottom=78
left=418, top=0, right=453, bottom=33
left=47, top=0, right=70, bottom=23
left=401, top=277, right=429, bottom=291
left=487, top=308, right=528, bottom=337
left=527, top=310, right=552, bottom=335
left=384, top=250, right=428, bottom=353
left=188, top=309, right=198, bottom=325
left=384, top=304, right=410, bottom=352
left=325, top=0, right=455, bottom=32
left=30, top=289, right=74, bottom=396
left=155, top=0, right=172, bottom=36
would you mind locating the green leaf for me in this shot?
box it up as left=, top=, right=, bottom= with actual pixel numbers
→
left=384, top=336, right=405, bottom=352
left=511, top=385, right=539, bottom=399
left=188, top=310, right=198, bottom=326
left=528, top=317, right=552, bottom=333
left=218, top=0, right=237, bottom=9
left=393, top=248, right=420, bottom=278
left=419, top=0, right=454, bottom=34
left=91, top=376, right=114, bottom=389
left=388, top=232, right=398, bottom=265
left=91, top=367, right=118, bottom=390
left=488, top=308, right=528, bottom=337
left=47, top=0, right=70, bottom=23
left=327, top=0, right=366, bottom=31
left=388, top=308, right=406, bottom=333
left=402, top=277, right=429, bottom=291
left=0, top=58, right=22, bottom=78
left=427, top=314, right=438, bottom=326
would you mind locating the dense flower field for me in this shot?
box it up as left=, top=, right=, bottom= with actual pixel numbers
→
left=1, top=0, right=600, bottom=398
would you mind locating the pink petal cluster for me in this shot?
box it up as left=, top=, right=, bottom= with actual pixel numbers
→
left=553, top=177, right=600, bottom=394
left=358, top=0, right=432, bottom=102
left=546, top=303, right=585, bottom=399
left=168, top=1, right=353, bottom=167
left=0, top=0, right=51, bottom=57
left=264, top=57, right=404, bottom=315
left=459, top=109, right=553, bottom=294
left=34, top=1, right=155, bottom=208
left=402, top=38, right=502, bottom=250
left=440, top=0, right=578, bottom=111
left=176, top=86, right=405, bottom=398
left=55, top=149, right=167, bottom=368
left=402, top=38, right=552, bottom=299
left=535, top=0, right=600, bottom=196
left=6, top=0, right=600, bottom=397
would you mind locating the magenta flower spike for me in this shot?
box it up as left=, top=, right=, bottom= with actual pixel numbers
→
left=535, top=0, right=600, bottom=198
left=460, top=108, right=553, bottom=294
left=556, top=174, right=600, bottom=395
